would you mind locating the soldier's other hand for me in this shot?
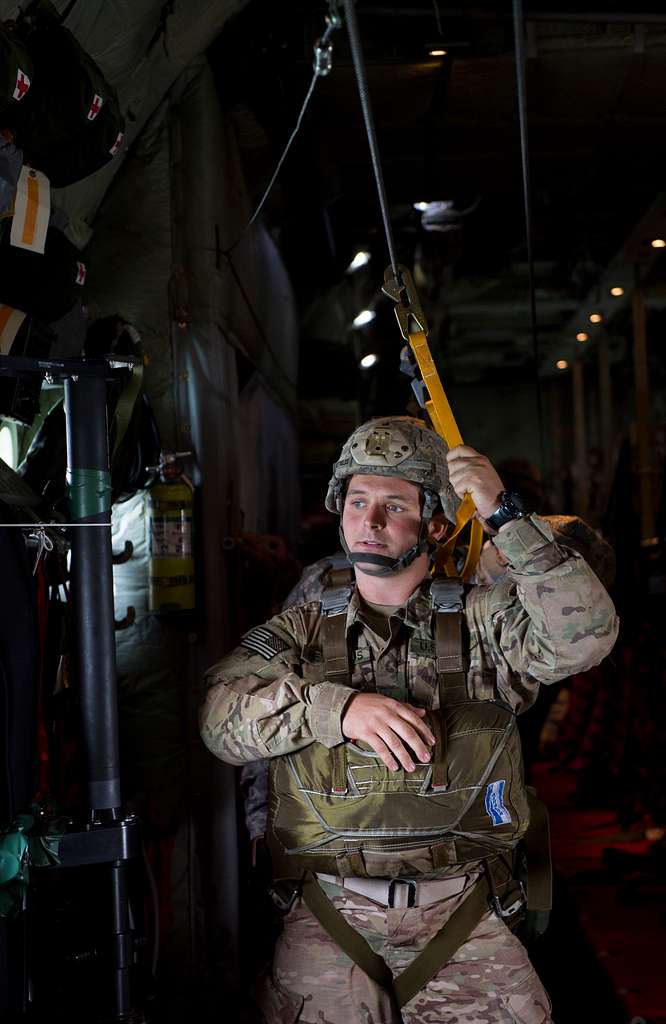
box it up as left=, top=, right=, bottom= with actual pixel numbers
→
left=446, top=445, right=505, bottom=520
left=341, top=693, right=435, bottom=772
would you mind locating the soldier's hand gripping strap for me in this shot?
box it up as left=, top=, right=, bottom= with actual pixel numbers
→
left=301, top=869, right=495, bottom=1012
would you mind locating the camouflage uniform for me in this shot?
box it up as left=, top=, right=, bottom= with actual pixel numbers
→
left=239, top=553, right=350, bottom=841
left=201, top=515, right=618, bottom=1023
left=262, top=883, right=552, bottom=1024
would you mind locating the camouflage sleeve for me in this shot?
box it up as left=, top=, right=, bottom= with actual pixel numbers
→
left=476, top=515, right=619, bottom=698
left=199, top=608, right=356, bottom=767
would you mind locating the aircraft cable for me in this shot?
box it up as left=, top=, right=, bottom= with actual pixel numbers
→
left=512, top=0, right=546, bottom=469
left=227, top=1, right=342, bottom=254
left=341, top=0, right=400, bottom=281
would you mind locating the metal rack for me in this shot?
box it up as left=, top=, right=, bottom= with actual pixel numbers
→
left=0, top=354, right=143, bottom=1022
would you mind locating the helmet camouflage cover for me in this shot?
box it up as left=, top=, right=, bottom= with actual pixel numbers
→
left=325, top=416, right=460, bottom=525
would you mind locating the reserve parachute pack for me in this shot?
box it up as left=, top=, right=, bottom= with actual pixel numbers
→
left=267, top=577, right=531, bottom=882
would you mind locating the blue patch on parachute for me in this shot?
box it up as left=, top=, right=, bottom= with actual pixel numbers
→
left=485, top=780, right=512, bottom=827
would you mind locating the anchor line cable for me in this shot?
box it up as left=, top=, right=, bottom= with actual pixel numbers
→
left=225, top=7, right=341, bottom=256
left=245, top=71, right=319, bottom=232
left=342, top=0, right=401, bottom=282
left=512, top=0, right=545, bottom=469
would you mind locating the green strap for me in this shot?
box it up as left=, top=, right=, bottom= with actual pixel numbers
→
left=524, top=789, right=552, bottom=912
left=435, top=610, right=468, bottom=707
left=301, top=871, right=492, bottom=1011
left=429, top=710, right=448, bottom=792
left=322, top=611, right=352, bottom=686
left=301, top=872, right=395, bottom=991
left=66, top=468, right=112, bottom=519
left=331, top=744, right=348, bottom=795
left=393, top=876, right=490, bottom=1007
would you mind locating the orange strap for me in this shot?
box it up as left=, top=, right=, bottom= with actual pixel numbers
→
left=408, top=329, right=483, bottom=581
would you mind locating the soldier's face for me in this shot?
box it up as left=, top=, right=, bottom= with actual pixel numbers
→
left=342, top=474, right=446, bottom=565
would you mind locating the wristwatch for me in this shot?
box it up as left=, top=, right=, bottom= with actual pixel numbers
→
left=484, top=491, right=532, bottom=532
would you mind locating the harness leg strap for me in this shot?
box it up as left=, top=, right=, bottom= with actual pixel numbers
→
left=301, top=872, right=403, bottom=1021
left=301, top=870, right=492, bottom=1011
left=393, top=876, right=490, bottom=1008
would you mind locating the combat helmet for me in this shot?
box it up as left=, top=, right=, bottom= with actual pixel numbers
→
left=325, top=416, right=460, bottom=576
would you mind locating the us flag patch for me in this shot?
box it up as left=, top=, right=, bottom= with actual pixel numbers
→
left=241, top=627, right=290, bottom=660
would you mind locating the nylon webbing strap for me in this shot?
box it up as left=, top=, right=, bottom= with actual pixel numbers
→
left=322, top=612, right=351, bottom=686
left=524, top=790, right=553, bottom=912
left=429, top=709, right=448, bottom=792
left=331, top=744, right=348, bottom=795
left=393, top=876, right=490, bottom=1007
left=407, top=328, right=484, bottom=582
left=302, top=872, right=396, bottom=993
left=328, top=566, right=354, bottom=588
left=435, top=611, right=467, bottom=707
left=302, top=870, right=492, bottom=1011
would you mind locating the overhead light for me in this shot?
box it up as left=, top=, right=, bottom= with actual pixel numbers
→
left=353, top=309, right=376, bottom=328
left=651, top=238, right=666, bottom=248
left=360, top=353, right=379, bottom=369
left=556, top=360, right=568, bottom=370
left=429, top=49, right=447, bottom=56
left=346, top=250, right=371, bottom=273
left=413, top=201, right=429, bottom=212
left=576, top=332, right=589, bottom=342
left=609, top=286, right=624, bottom=297
left=589, top=312, right=603, bottom=323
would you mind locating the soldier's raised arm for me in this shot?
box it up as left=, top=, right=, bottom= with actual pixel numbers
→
left=445, top=443, right=618, bottom=700
left=471, top=514, right=618, bottom=694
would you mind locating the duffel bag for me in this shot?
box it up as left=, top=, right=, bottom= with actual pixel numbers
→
left=0, top=219, right=86, bottom=323
left=13, top=0, right=125, bottom=187
left=0, top=20, right=34, bottom=126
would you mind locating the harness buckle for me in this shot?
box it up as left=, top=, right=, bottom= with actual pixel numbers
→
left=269, top=881, right=300, bottom=914
left=321, top=584, right=353, bottom=616
left=430, top=579, right=464, bottom=612
left=489, top=880, right=526, bottom=923
left=388, top=878, right=417, bottom=909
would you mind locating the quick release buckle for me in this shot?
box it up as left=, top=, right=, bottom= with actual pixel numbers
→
left=489, top=881, right=526, bottom=923
left=388, top=878, right=417, bottom=909
left=269, top=882, right=300, bottom=914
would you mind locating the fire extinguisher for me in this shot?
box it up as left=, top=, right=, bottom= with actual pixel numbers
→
left=146, top=453, right=195, bottom=613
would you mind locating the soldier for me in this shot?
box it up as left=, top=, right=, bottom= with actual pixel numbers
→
left=201, top=416, right=618, bottom=1024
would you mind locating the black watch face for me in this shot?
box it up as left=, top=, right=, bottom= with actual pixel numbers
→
left=506, top=491, right=529, bottom=515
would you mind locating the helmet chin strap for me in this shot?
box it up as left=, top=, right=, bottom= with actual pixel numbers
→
left=338, top=486, right=441, bottom=578
left=338, top=524, right=431, bottom=578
